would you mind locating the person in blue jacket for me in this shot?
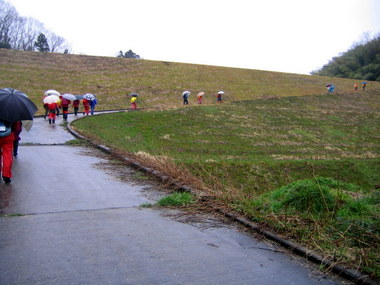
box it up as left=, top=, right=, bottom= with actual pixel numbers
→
left=89, top=98, right=97, bottom=115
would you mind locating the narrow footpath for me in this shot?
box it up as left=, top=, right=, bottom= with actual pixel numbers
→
left=0, top=114, right=348, bottom=285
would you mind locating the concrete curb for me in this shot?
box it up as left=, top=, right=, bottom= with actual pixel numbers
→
left=66, top=115, right=377, bottom=285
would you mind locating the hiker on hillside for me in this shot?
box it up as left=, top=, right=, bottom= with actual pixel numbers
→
left=354, top=83, right=358, bottom=91
left=130, top=96, right=137, bottom=110
left=197, top=92, right=204, bottom=104
left=361, top=82, right=367, bottom=91
left=0, top=120, right=17, bottom=183
left=216, top=91, right=224, bottom=103
left=82, top=99, right=90, bottom=115
left=326, top=84, right=334, bottom=93
left=182, top=91, right=190, bottom=105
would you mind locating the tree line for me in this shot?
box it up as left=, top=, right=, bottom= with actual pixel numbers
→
left=311, top=33, right=380, bottom=81
left=0, top=0, right=69, bottom=53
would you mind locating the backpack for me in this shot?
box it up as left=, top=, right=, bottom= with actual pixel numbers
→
left=0, top=120, right=11, bottom=137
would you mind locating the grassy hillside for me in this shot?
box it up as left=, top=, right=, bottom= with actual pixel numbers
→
left=1, top=48, right=377, bottom=114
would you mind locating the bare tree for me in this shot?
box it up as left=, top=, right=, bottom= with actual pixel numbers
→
left=9, top=17, right=43, bottom=51
left=0, top=0, right=70, bottom=52
left=0, top=0, right=18, bottom=48
left=47, top=32, right=67, bottom=53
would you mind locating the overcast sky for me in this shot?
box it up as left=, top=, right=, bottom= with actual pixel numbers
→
left=7, top=0, right=380, bottom=74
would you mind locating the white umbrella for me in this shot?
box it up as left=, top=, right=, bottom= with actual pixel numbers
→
left=43, top=95, right=60, bottom=104
left=218, top=91, right=224, bottom=95
left=182, top=91, right=190, bottom=96
left=62, top=93, right=77, bottom=101
left=44, top=89, right=60, bottom=96
left=83, top=93, right=96, bottom=101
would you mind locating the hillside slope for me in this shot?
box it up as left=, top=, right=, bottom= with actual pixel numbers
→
left=2, top=49, right=378, bottom=114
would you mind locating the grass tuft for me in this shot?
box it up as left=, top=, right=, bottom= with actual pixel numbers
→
left=156, top=192, right=196, bottom=207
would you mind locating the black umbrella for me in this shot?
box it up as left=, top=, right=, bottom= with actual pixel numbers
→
left=0, top=88, right=38, bottom=123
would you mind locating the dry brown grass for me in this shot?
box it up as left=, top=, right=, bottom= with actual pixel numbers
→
left=3, top=49, right=378, bottom=116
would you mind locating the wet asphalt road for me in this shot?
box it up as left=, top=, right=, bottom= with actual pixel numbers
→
left=0, top=114, right=347, bottom=285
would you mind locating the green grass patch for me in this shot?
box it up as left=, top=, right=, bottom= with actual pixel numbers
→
left=156, top=192, right=195, bottom=207
left=247, top=177, right=379, bottom=277
left=64, top=139, right=89, bottom=146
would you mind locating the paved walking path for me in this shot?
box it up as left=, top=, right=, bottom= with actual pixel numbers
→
left=0, top=114, right=346, bottom=284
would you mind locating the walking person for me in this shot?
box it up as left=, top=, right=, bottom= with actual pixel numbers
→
left=326, top=84, right=334, bottom=93
left=130, top=96, right=137, bottom=110
left=216, top=91, right=224, bottom=103
left=182, top=91, right=190, bottom=105
left=82, top=98, right=90, bottom=116
left=73, top=99, right=80, bottom=116
left=13, top=121, right=22, bottom=157
left=43, top=103, right=49, bottom=119
left=197, top=92, right=204, bottom=104
left=354, top=83, right=358, bottom=92
left=61, top=96, right=71, bottom=121
left=48, top=102, right=58, bottom=124
left=0, top=120, right=15, bottom=183
left=361, top=82, right=367, bottom=91
left=89, top=98, right=97, bottom=115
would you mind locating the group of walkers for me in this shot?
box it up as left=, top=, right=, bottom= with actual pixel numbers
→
left=43, top=90, right=98, bottom=124
left=182, top=90, right=224, bottom=105
left=354, top=82, right=367, bottom=91
left=326, top=81, right=368, bottom=94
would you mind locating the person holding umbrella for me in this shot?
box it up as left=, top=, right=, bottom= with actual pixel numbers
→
left=0, top=88, right=38, bottom=183
left=128, top=93, right=138, bottom=110
left=182, top=91, right=190, bottom=105
left=216, top=91, right=224, bottom=103
left=361, top=82, right=367, bottom=91
left=72, top=95, right=83, bottom=116
left=43, top=95, right=60, bottom=124
left=197, top=92, right=204, bottom=104
left=47, top=102, right=58, bottom=124
left=89, top=97, right=97, bottom=115
left=73, top=99, right=80, bottom=116
left=82, top=98, right=90, bottom=115
left=60, top=96, right=71, bottom=121
left=130, top=96, right=137, bottom=110
left=83, top=93, right=96, bottom=115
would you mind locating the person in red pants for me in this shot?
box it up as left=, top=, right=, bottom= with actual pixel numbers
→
left=82, top=99, right=90, bottom=115
left=48, top=102, right=58, bottom=124
left=0, top=121, right=15, bottom=183
left=60, top=97, right=71, bottom=121
left=73, top=99, right=80, bottom=116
